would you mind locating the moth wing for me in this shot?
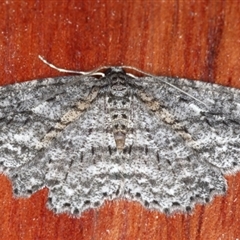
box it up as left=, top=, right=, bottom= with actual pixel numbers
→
left=44, top=90, right=226, bottom=215
left=139, top=76, right=240, bottom=172
left=0, top=75, right=98, bottom=195
left=43, top=95, right=118, bottom=214
left=121, top=94, right=227, bottom=213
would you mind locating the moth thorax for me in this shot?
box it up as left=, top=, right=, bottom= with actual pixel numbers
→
left=110, top=78, right=129, bottom=97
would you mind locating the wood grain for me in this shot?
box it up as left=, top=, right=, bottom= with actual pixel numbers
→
left=0, top=1, right=240, bottom=239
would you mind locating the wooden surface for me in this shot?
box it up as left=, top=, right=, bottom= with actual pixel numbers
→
left=0, top=1, right=240, bottom=239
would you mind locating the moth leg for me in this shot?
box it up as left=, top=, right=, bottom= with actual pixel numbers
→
left=36, top=87, right=100, bottom=150
left=137, top=90, right=195, bottom=144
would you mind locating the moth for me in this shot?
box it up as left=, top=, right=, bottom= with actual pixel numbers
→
left=0, top=56, right=239, bottom=216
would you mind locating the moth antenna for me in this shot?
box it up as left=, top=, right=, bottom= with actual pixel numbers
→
left=123, top=66, right=208, bottom=108
left=38, top=55, right=106, bottom=77
left=38, top=57, right=207, bottom=108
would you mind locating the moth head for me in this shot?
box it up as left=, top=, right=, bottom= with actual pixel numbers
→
left=105, top=67, right=130, bottom=96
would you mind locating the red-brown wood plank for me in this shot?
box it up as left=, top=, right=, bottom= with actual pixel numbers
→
left=0, top=1, right=240, bottom=239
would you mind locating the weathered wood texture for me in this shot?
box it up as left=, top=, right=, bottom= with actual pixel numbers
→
left=0, top=1, right=240, bottom=239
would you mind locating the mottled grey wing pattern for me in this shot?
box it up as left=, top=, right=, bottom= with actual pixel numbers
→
left=45, top=96, right=117, bottom=214
left=41, top=93, right=206, bottom=215
left=130, top=76, right=240, bottom=213
left=0, top=69, right=240, bottom=216
left=141, top=76, right=240, bottom=171
left=0, top=75, right=99, bottom=196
